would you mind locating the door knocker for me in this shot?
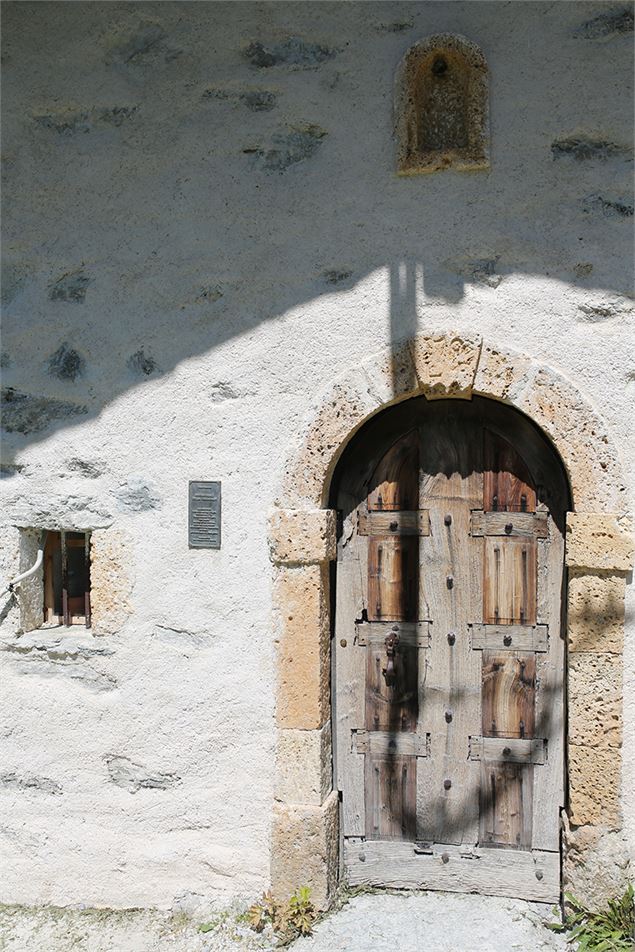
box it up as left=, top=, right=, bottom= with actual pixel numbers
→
left=382, top=630, right=400, bottom=686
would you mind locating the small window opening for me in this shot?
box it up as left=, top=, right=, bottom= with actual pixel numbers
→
left=43, top=530, right=91, bottom=627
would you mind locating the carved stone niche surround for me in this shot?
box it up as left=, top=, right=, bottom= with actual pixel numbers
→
left=395, top=34, right=490, bottom=175
left=268, top=333, right=633, bottom=910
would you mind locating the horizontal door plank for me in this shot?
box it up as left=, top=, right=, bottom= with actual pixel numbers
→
left=353, top=730, right=431, bottom=757
left=344, top=840, right=560, bottom=903
left=356, top=621, right=431, bottom=648
left=359, top=510, right=431, bottom=536
left=470, top=623, right=548, bottom=652
left=469, top=736, right=546, bottom=765
left=471, top=511, right=548, bottom=539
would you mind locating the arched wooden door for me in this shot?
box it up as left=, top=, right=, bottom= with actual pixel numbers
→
left=333, top=397, right=569, bottom=902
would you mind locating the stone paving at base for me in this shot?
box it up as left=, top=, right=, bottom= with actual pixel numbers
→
left=0, top=892, right=571, bottom=952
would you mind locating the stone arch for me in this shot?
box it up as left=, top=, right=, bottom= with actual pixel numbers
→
left=395, top=35, right=490, bottom=174
left=269, top=333, right=633, bottom=909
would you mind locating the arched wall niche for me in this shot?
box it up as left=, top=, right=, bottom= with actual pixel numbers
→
left=395, top=34, right=490, bottom=174
left=268, top=333, right=633, bottom=911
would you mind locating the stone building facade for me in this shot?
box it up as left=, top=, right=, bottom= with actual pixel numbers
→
left=1, top=0, right=633, bottom=915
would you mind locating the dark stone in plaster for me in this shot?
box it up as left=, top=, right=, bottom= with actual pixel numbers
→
left=254, top=124, right=328, bottom=172
left=1, top=388, right=88, bottom=435
left=96, top=105, right=138, bottom=127
left=33, top=110, right=91, bottom=135
left=114, top=477, right=161, bottom=512
left=551, top=137, right=631, bottom=160
left=48, top=344, right=85, bottom=382
left=374, top=20, right=415, bottom=33
left=108, top=23, right=167, bottom=64
left=0, top=772, right=62, bottom=796
left=0, top=462, right=25, bottom=479
left=104, top=755, right=180, bottom=793
left=34, top=106, right=137, bottom=134
left=49, top=270, right=92, bottom=303
left=66, top=458, right=106, bottom=478
left=241, top=90, right=277, bottom=112
left=582, top=194, right=634, bottom=219
left=196, top=285, right=224, bottom=303
left=576, top=7, right=633, bottom=38
left=127, top=349, right=157, bottom=376
left=1, top=263, right=29, bottom=305
left=244, top=37, right=335, bottom=69
left=323, top=269, right=353, bottom=285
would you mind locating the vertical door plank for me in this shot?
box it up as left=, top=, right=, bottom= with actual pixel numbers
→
left=365, top=754, right=417, bottom=840
left=480, top=762, right=534, bottom=849
left=365, top=641, right=418, bottom=732
left=368, top=432, right=419, bottom=511
left=482, top=654, right=536, bottom=738
left=368, top=536, right=418, bottom=621
left=483, top=538, right=537, bottom=625
left=484, top=430, right=537, bottom=513
left=532, top=524, right=566, bottom=850
left=334, top=550, right=367, bottom=837
left=417, top=416, right=482, bottom=847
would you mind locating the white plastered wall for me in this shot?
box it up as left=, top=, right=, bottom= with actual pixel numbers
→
left=0, top=1, right=633, bottom=910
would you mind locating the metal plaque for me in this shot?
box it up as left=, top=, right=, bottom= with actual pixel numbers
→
left=188, top=481, right=221, bottom=549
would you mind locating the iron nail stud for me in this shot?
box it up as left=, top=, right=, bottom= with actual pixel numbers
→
left=443, top=779, right=452, bottom=790
left=447, top=632, right=456, bottom=646
left=444, top=514, right=452, bottom=526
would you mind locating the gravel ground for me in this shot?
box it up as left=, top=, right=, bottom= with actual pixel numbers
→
left=0, top=892, right=571, bottom=952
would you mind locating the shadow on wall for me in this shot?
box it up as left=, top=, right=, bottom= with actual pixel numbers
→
left=0, top=1, right=633, bottom=457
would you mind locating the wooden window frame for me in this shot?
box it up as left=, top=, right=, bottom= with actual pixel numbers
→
left=43, top=530, right=92, bottom=628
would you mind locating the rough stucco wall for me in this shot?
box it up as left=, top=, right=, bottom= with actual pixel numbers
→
left=0, top=0, right=633, bottom=910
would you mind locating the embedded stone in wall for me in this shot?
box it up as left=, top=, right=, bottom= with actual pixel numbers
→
left=566, top=513, right=634, bottom=571
left=48, top=344, right=85, bottom=382
left=271, top=791, right=338, bottom=910
left=575, top=7, right=634, bottom=39
left=89, top=529, right=133, bottom=635
left=273, top=563, right=330, bottom=729
left=568, top=571, right=625, bottom=653
left=33, top=106, right=138, bottom=134
left=568, top=745, right=622, bottom=828
left=568, top=652, right=622, bottom=748
left=1, top=388, right=88, bottom=435
left=113, top=476, right=161, bottom=512
left=268, top=509, right=336, bottom=565
left=551, top=136, right=631, bottom=160
left=127, top=350, right=157, bottom=377
left=275, top=723, right=332, bottom=806
left=251, top=124, right=327, bottom=172
left=244, top=37, right=335, bottom=70
left=104, top=755, right=180, bottom=793
left=49, top=270, right=92, bottom=303
left=582, top=193, right=634, bottom=219
left=105, top=22, right=168, bottom=65
left=563, top=823, right=632, bottom=912
left=409, top=332, right=481, bottom=398
left=0, top=772, right=62, bottom=796
left=65, top=458, right=106, bottom=479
